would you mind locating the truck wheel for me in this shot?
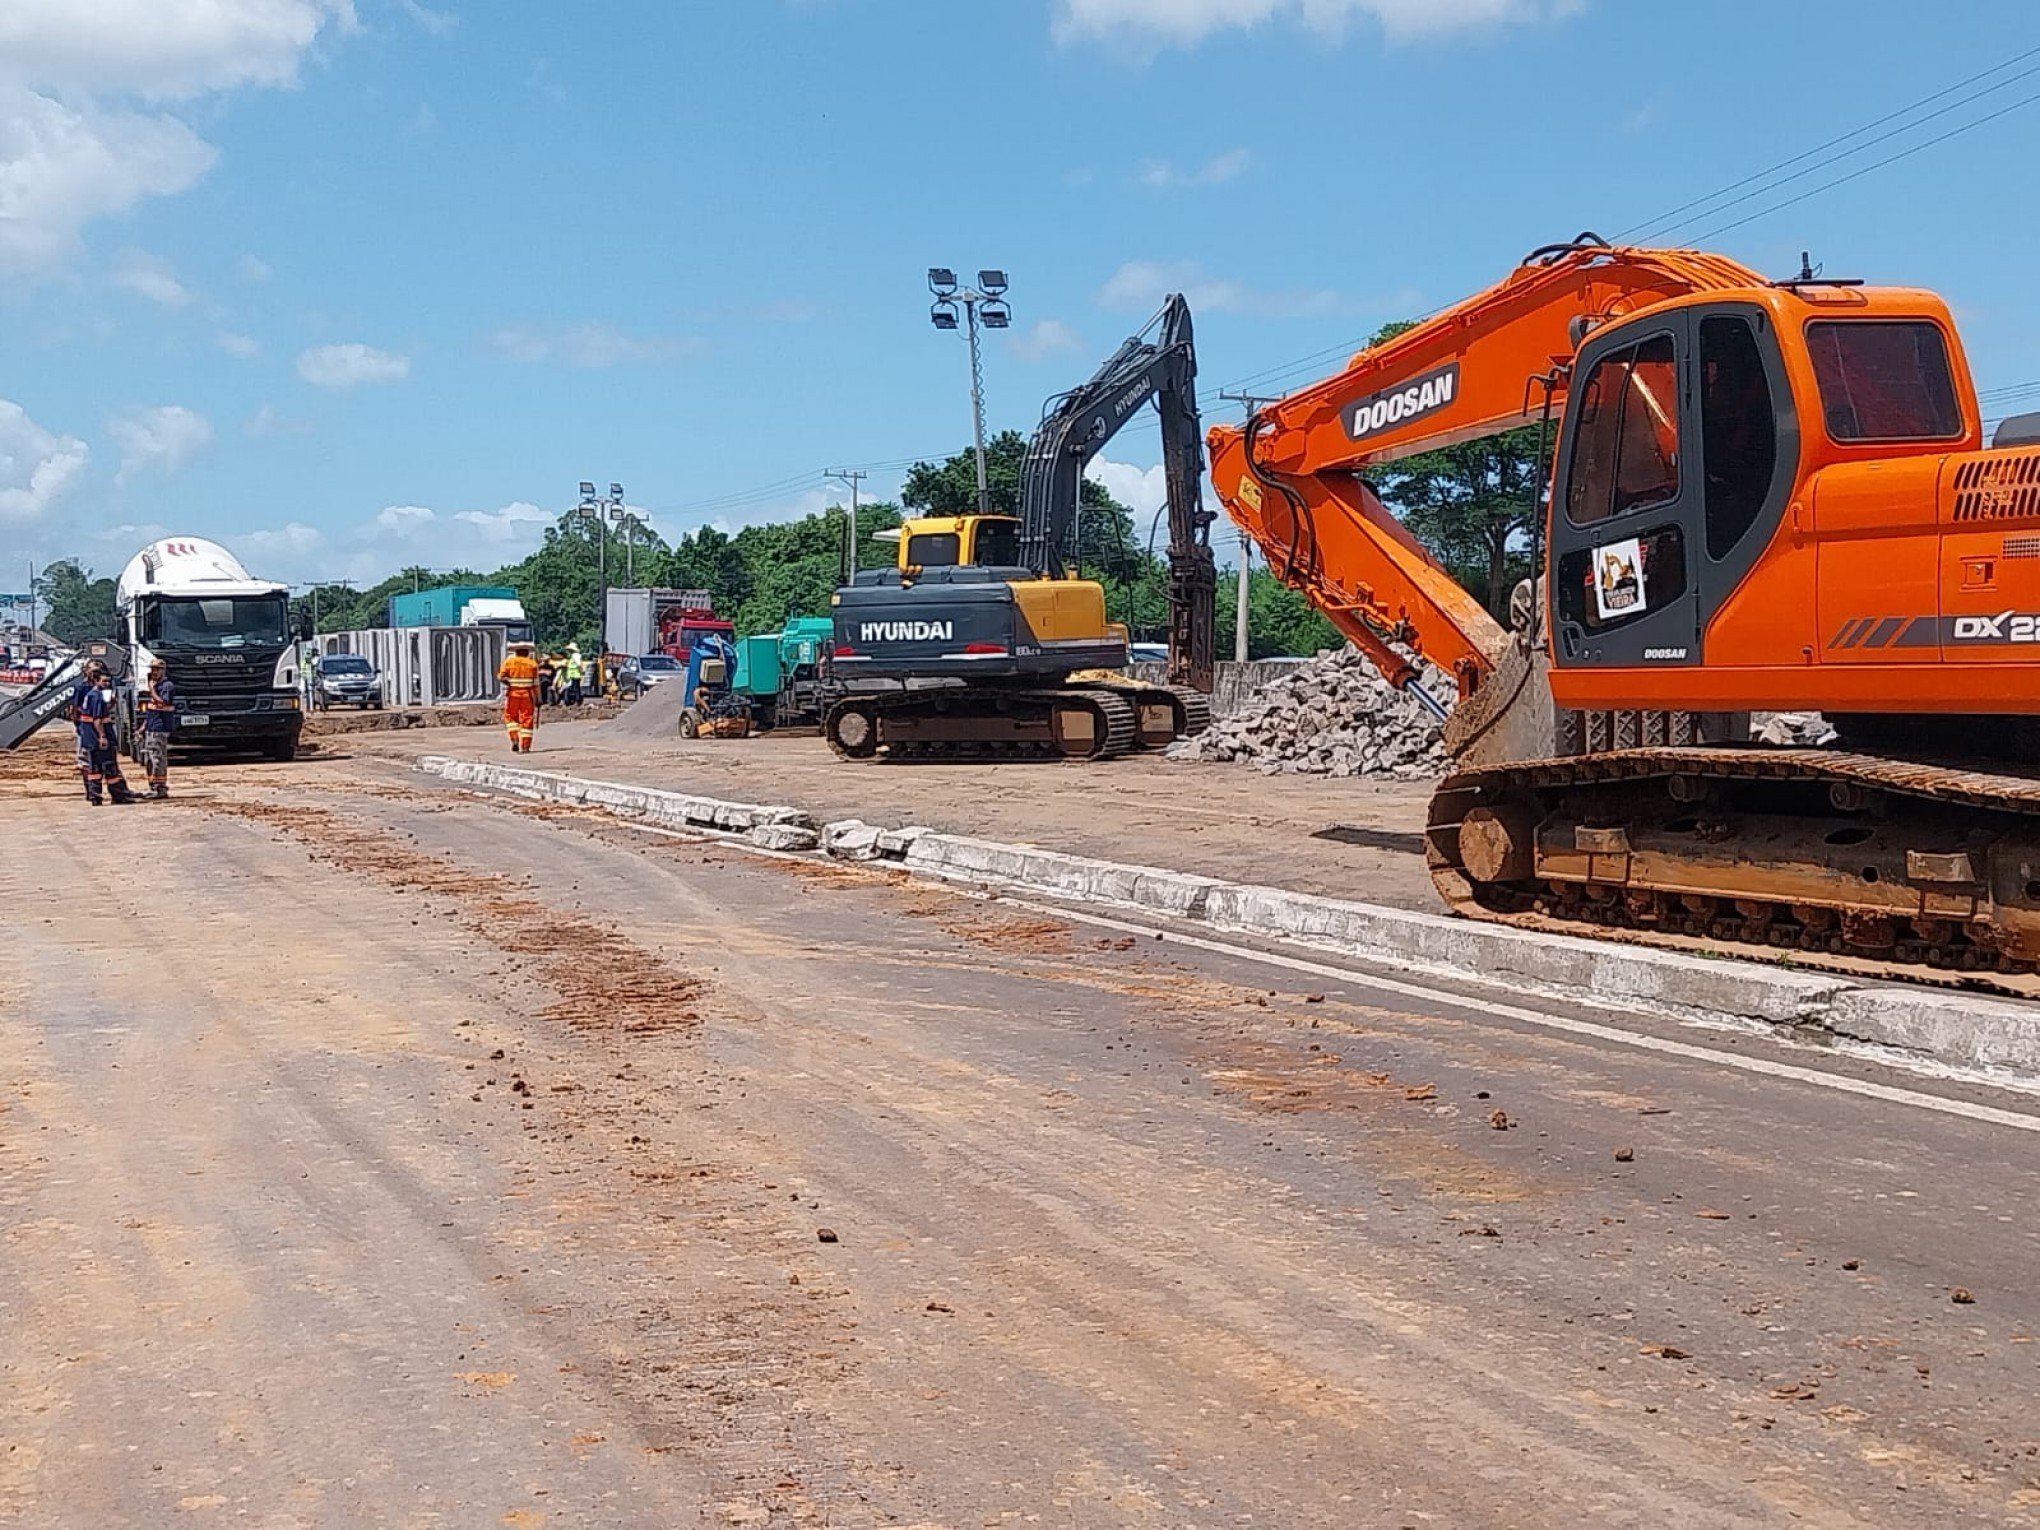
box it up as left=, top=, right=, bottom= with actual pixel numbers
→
left=266, top=734, right=298, bottom=762
left=678, top=709, right=700, bottom=740
left=753, top=700, right=777, bottom=734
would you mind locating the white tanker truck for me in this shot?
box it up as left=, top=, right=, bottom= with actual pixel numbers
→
left=114, top=537, right=304, bottom=760
left=1, top=537, right=306, bottom=758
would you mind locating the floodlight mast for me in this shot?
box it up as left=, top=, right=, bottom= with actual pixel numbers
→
left=926, top=264, right=1011, bottom=516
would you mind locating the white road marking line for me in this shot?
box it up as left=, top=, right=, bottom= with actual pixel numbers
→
left=997, top=896, right=2040, bottom=1136
left=464, top=783, right=2040, bottom=1134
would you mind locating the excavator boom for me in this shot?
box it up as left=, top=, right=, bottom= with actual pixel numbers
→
left=1209, top=237, right=1765, bottom=698
left=1022, top=293, right=1215, bottom=690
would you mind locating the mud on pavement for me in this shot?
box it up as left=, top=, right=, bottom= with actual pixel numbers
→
left=183, top=791, right=889, bottom=1523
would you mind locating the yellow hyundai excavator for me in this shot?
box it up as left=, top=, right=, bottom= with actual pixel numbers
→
left=824, top=296, right=1216, bottom=761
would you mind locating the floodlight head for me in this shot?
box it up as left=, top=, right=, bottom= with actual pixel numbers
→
left=930, top=300, right=960, bottom=331
left=980, top=300, right=1011, bottom=330
left=578, top=481, right=596, bottom=497
left=609, top=482, right=623, bottom=499
left=977, top=269, right=1007, bottom=295
left=928, top=267, right=957, bottom=294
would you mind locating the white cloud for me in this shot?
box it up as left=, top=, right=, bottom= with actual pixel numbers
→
left=237, top=521, right=325, bottom=557
left=0, top=88, right=216, bottom=274
left=1011, top=318, right=1084, bottom=362
left=236, top=252, right=273, bottom=281
left=374, top=502, right=435, bottom=534
left=245, top=402, right=313, bottom=437
left=111, top=248, right=193, bottom=306
left=0, top=3, right=353, bottom=277
left=1140, top=147, right=1251, bottom=188
left=109, top=403, right=213, bottom=486
left=1053, top=0, right=1583, bottom=48
left=297, top=341, right=410, bottom=388
left=486, top=323, right=697, bottom=368
left=453, top=500, right=551, bottom=544
left=0, top=0, right=350, bottom=100
left=1098, top=258, right=1350, bottom=318
left=217, top=330, right=261, bottom=359
left=1087, top=458, right=1168, bottom=522
left=392, top=0, right=457, bottom=37
left=0, top=399, right=89, bottom=523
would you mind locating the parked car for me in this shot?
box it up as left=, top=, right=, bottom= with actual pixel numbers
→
left=614, top=652, right=683, bottom=698
left=313, top=652, right=383, bottom=710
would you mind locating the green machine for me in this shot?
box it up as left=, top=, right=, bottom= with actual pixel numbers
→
left=731, top=617, right=835, bottom=731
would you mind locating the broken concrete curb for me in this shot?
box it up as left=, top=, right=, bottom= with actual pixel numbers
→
left=417, top=755, right=815, bottom=851
left=418, top=754, right=2040, bottom=1080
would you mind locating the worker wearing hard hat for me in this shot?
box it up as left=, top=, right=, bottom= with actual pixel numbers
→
left=562, top=643, right=585, bottom=706
left=498, top=639, right=541, bottom=752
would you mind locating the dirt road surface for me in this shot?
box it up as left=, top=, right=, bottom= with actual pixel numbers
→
left=5, top=736, right=2039, bottom=1526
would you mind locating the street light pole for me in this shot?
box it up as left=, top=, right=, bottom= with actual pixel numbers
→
left=928, top=268, right=1010, bottom=517
left=579, top=480, right=626, bottom=650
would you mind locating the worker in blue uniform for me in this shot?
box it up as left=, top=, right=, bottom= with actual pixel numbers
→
left=72, top=659, right=136, bottom=806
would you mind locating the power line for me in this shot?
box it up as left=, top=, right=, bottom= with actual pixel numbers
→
left=1617, top=44, right=2040, bottom=242
left=1651, top=62, right=2040, bottom=245
left=1213, top=42, right=2040, bottom=403
left=1685, top=86, right=2040, bottom=243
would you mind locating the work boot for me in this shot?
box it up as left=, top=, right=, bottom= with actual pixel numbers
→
left=152, top=784, right=169, bottom=800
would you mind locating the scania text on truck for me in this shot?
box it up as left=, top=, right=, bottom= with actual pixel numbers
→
left=116, top=537, right=304, bottom=760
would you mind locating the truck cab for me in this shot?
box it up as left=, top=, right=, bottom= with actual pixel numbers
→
left=118, top=537, right=304, bottom=759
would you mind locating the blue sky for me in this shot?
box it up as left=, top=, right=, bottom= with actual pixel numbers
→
left=5, top=0, right=2039, bottom=593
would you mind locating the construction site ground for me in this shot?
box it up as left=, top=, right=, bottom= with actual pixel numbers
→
left=5, top=724, right=2040, bottom=1526
left=344, top=713, right=1446, bottom=911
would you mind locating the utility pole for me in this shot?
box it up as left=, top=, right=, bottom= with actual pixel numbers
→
left=1235, top=535, right=1251, bottom=663
left=927, top=268, right=1011, bottom=515
left=825, top=468, right=867, bottom=584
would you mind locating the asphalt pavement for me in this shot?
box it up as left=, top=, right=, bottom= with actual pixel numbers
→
left=3, top=746, right=2037, bottom=1527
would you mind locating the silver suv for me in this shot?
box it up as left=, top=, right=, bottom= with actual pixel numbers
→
left=314, top=653, right=383, bottom=710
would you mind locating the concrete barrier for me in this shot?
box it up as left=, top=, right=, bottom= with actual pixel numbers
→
left=417, top=756, right=814, bottom=849
left=418, top=754, right=2040, bottom=1079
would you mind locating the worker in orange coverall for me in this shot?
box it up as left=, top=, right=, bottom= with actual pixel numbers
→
left=498, top=639, right=541, bottom=752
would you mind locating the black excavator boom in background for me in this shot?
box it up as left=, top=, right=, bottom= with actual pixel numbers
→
left=1017, top=293, right=1216, bottom=692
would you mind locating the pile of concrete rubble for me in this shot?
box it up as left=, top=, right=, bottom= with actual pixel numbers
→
left=1164, top=647, right=1449, bottom=780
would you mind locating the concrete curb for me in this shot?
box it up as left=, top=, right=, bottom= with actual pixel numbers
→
left=416, top=756, right=820, bottom=850
left=418, top=754, right=2040, bottom=1077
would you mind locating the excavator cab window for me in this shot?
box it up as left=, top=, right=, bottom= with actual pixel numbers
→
left=1806, top=320, right=1961, bottom=443
left=1564, top=333, right=1680, bottom=526
left=972, top=519, right=1021, bottom=567
left=1699, top=315, right=1779, bottom=559
left=905, top=532, right=961, bottom=568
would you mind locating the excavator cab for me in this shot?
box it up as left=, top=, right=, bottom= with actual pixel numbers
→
left=895, top=515, right=1025, bottom=579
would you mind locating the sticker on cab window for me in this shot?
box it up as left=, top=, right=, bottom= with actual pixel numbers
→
left=1594, top=537, right=1646, bottom=623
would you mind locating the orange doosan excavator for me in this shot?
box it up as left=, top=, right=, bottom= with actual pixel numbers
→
left=1207, top=233, right=2040, bottom=979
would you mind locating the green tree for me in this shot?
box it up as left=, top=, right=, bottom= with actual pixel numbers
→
left=32, top=559, right=119, bottom=644
left=1211, top=566, right=1344, bottom=659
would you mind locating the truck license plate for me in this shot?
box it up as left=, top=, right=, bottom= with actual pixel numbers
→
left=181, top=715, right=209, bottom=726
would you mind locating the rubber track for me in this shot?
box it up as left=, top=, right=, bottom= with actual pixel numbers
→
left=832, top=685, right=1139, bottom=763
left=1427, top=746, right=2040, bottom=996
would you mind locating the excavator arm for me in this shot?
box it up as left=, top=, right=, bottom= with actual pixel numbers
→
left=1020, top=294, right=1216, bottom=690
left=1207, top=236, right=1767, bottom=701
